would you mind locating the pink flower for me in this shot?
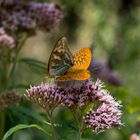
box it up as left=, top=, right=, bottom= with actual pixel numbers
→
left=26, top=84, right=66, bottom=113
left=26, top=79, right=122, bottom=133
left=0, top=28, right=15, bottom=48
left=0, top=91, right=21, bottom=110
left=0, top=0, right=63, bottom=32
left=29, top=2, right=63, bottom=31
left=130, top=134, right=140, bottom=140
left=83, top=80, right=122, bottom=133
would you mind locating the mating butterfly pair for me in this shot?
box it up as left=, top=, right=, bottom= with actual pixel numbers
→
left=48, top=37, right=92, bottom=80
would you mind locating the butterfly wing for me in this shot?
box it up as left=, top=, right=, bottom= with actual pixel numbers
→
left=57, top=48, right=92, bottom=80
left=48, top=37, right=74, bottom=77
left=56, top=70, right=90, bottom=80
left=68, top=48, right=92, bottom=72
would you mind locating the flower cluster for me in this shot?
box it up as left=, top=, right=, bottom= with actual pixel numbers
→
left=130, top=134, right=140, bottom=140
left=0, top=91, right=21, bottom=111
left=0, top=0, right=63, bottom=32
left=26, top=79, right=122, bottom=133
left=0, top=28, right=15, bottom=48
left=26, top=84, right=66, bottom=113
left=82, top=80, right=122, bottom=132
left=0, top=0, right=18, bottom=6
left=29, top=2, right=63, bottom=31
left=84, top=103, right=122, bottom=133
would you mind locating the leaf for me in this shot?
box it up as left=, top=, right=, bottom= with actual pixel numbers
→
left=13, top=106, right=46, bottom=123
left=19, top=58, right=47, bottom=66
left=44, top=121, right=62, bottom=127
left=10, top=84, right=29, bottom=89
left=83, top=103, right=94, bottom=115
left=19, top=58, right=48, bottom=72
left=12, top=106, right=61, bottom=128
left=127, top=96, right=140, bottom=113
left=2, top=124, right=51, bottom=140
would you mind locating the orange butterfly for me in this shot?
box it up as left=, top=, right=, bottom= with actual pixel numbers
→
left=48, top=37, right=92, bottom=80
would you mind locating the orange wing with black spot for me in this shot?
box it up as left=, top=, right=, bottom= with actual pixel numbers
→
left=68, top=48, right=92, bottom=72
left=56, top=48, right=92, bottom=80
left=57, top=70, right=90, bottom=80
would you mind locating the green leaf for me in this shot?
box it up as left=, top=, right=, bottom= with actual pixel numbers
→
left=14, top=106, right=46, bottom=123
left=19, top=58, right=47, bottom=66
left=10, top=84, right=29, bottom=89
left=19, top=58, right=48, bottom=72
left=2, top=124, right=50, bottom=140
left=83, top=103, right=94, bottom=115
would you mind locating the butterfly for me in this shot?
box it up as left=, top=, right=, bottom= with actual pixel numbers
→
left=48, top=37, right=92, bottom=80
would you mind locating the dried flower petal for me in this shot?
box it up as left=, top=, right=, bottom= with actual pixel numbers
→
left=0, top=91, right=21, bottom=111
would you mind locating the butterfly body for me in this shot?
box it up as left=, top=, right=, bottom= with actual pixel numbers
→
left=48, top=37, right=92, bottom=81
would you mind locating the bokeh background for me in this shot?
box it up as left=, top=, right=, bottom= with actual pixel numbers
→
left=0, top=0, right=140, bottom=140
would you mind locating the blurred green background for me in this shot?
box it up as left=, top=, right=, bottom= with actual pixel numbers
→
left=2, top=0, right=140, bottom=139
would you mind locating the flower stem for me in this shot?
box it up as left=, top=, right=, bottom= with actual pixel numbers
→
left=9, top=34, right=27, bottom=87
left=46, top=111, right=59, bottom=140
left=72, top=109, right=84, bottom=140
left=0, top=112, right=5, bottom=140
left=0, top=34, right=27, bottom=139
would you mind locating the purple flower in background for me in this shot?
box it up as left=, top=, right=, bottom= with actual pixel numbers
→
left=0, top=0, right=63, bottom=32
left=26, top=79, right=122, bottom=133
left=89, top=60, right=123, bottom=86
left=0, top=28, right=15, bottom=48
left=0, top=0, right=19, bottom=6
left=130, top=134, right=140, bottom=140
left=0, top=91, right=21, bottom=111
left=2, top=11, right=36, bottom=31
left=0, top=0, right=36, bottom=31
left=29, top=2, right=63, bottom=31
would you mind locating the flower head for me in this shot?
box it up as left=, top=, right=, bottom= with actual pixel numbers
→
left=0, top=28, right=15, bottom=48
left=29, top=2, right=63, bottom=31
left=0, top=0, right=63, bottom=32
left=130, top=134, right=140, bottom=140
left=82, top=80, right=122, bottom=133
left=84, top=103, right=122, bottom=133
left=0, top=91, right=21, bottom=111
left=26, top=84, right=66, bottom=113
left=26, top=79, right=122, bottom=133
left=0, top=0, right=17, bottom=6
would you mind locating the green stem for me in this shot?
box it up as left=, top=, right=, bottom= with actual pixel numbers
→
left=2, top=63, right=9, bottom=91
left=9, top=34, right=27, bottom=87
left=46, top=111, right=58, bottom=140
left=0, top=34, right=27, bottom=139
left=72, top=110, right=84, bottom=140
left=0, top=112, right=5, bottom=140
left=78, top=120, right=84, bottom=140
